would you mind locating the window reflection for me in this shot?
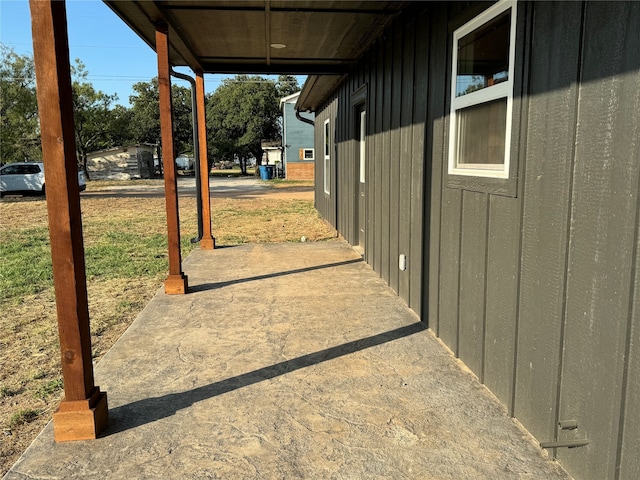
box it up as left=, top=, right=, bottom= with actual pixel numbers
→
left=456, top=10, right=511, bottom=97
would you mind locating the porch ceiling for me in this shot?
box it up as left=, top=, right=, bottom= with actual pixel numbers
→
left=104, top=1, right=405, bottom=75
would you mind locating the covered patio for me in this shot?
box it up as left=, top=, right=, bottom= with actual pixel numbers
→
left=15, top=1, right=573, bottom=477
left=5, top=241, right=570, bottom=479
left=26, top=0, right=410, bottom=440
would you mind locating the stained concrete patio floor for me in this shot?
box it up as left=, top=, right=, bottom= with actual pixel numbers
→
left=5, top=240, right=571, bottom=479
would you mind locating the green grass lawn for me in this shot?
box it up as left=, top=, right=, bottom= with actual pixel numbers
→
left=0, top=188, right=334, bottom=475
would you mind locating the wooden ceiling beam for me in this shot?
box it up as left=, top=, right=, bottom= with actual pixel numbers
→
left=144, top=1, right=204, bottom=71
left=199, top=61, right=352, bottom=75
left=265, top=1, right=271, bottom=66
left=165, top=4, right=403, bottom=16
left=104, top=1, right=405, bottom=75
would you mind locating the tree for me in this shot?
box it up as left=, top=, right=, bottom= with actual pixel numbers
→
left=276, top=74, right=300, bottom=98
left=129, top=79, right=160, bottom=151
left=71, top=60, right=118, bottom=178
left=206, top=75, right=281, bottom=175
left=129, top=78, right=194, bottom=164
left=462, top=75, right=489, bottom=95
left=170, top=83, right=194, bottom=155
left=0, top=44, right=41, bottom=164
left=105, top=104, right=135, bottom=147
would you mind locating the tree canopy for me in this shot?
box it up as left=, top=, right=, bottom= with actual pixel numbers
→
left=71, top=60, right=119, bottom=177
left=128, top=78, right=194, bottom=157
left=276, top=74, right=301, bottom=98
left=1, top=45, right=301, bottom=177
left=206, top=74, right=299, bottom=174
left=0, top=45, right=41, bottom=164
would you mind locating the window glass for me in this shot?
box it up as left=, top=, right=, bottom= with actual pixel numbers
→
left=324, top=121, right=330, bottom=157
left=456, top=98, right=507, bottom=167
left=359, top=110, right=366, bottom=183
left=324, top=119, right=330, bottom=194
left=456, top=10, right=511, bottom=97
left=2, top=164, right=43, bottom=175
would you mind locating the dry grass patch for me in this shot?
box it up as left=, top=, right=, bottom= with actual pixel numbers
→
left=266, top=179, right=314, bottom=189
left=0, top=188, right=334, bottom=475
left=84, top=179, right=165, bottom=190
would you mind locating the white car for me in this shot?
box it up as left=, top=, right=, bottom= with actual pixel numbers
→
left=0, top=162, right=86, bottom=197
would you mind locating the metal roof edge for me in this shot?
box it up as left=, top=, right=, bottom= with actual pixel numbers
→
left=297, top=75, right=346, bottom=113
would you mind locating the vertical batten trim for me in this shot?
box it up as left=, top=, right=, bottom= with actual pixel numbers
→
left=552, top=0, right=588, bottom=449
left=481, top=193, right=491, bottom=384
left=455, top=190, right=464, bottom=356
left=511, top=0, right=534, bottom=417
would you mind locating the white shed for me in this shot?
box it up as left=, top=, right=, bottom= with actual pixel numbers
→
left=86, top=144, right=156, bottom=180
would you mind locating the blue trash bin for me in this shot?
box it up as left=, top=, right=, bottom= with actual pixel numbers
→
left=265, top=165, right=274, bottom=179
left=259, top=165, right=270, bottom=180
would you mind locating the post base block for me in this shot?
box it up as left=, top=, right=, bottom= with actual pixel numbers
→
left=199, top=236, right=216, bottom=250
left=165, top=273, right=188, bottom=294
left=53, top=389, right=108, bottom=442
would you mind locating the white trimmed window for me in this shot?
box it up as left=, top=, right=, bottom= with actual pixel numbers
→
left=324, top=119, right=330, bottom=194
left=301, top=148, right=314, bottom=160
left=448, top=0, right=517, bottom=179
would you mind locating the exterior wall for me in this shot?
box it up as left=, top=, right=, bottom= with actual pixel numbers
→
left=314, top=8, right=427, bottom=316
left=282, top=99, right=315, bottom=180
left=286, top=162, right=314, bottom=180
left=86, top=145, right=155, bottom=180
left=313, top=2, right=640, bottom=479
left=263, top=148, right=281, bottom=166
left=513, top=5, right=639, bottom=479
left=314, top=93, right=338, bottom=228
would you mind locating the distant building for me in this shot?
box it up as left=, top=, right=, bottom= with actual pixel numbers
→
left=260, top=140, right=282, bottom=165
left=86, top=144, right=156, bottom=180
left=260, top=139, right=283, bottom=178
left=175, top=155, right=195, bottom=174
left=280, top=92, right=315, bottom=180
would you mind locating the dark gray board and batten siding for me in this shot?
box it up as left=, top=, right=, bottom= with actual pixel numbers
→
left=314, top=11, right=426, bottom=317
left=550, top=3, right=640, bottom=478
left=312, top=2, right=640, bottom=479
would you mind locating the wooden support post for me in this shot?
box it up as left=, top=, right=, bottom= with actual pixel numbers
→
left=29, top=0, right=107, bottom=442
left=156, top=22, right=188, bottom=294
left=195, top=69, right=215, bottom=250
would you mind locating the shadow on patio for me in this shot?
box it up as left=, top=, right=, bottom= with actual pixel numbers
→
left=5, top=240, right=571, bottom=479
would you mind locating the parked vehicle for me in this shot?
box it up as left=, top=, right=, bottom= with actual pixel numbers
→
left=0, top=162, right=86, bottom=197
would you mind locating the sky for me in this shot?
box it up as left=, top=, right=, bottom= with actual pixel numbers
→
left=0, top=0, right=304, bottom=106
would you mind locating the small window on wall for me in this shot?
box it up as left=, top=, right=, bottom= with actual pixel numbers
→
left=324, top=119, right=330, bottom=194
left=300, top=148, right=314, bottom=160
left=448, top=0, right=516, bottom=179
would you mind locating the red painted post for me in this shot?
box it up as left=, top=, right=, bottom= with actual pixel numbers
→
left=156, top=22, right=188, bottom=294
left=195, top=69, right=215, bottom=250
left=29, top=0, right=108, bottom=442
